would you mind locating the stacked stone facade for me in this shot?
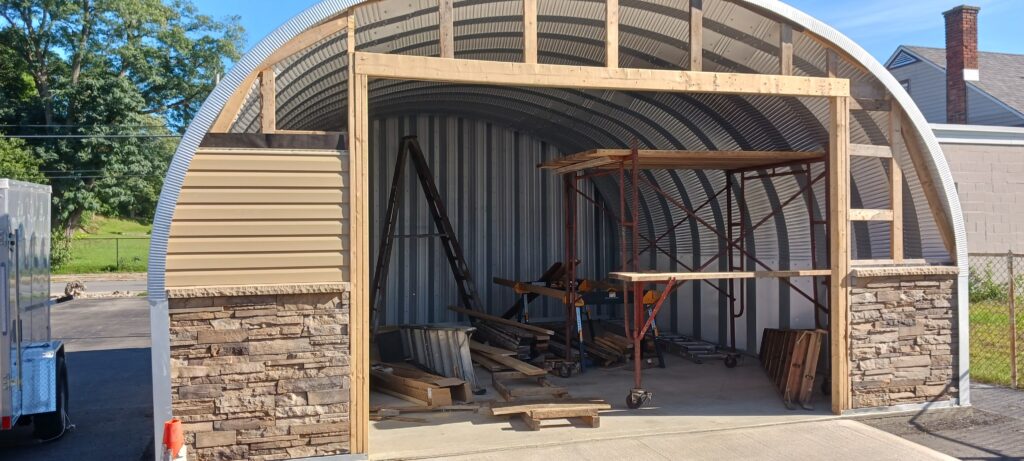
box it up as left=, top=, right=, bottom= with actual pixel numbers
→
left=848, top=271, right=958, bottom=409
left=167, top=284, right=350, bottom=461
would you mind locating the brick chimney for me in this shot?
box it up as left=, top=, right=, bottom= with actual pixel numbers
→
left=943, top=5, right=981, bottom=124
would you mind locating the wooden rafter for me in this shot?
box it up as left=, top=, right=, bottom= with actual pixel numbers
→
left=353, top=52, right=850, bottom=97
left=538, top=149, right=825, bottom=172
left=689, top=0, right=703, bottom=71
left=212, top=16, right=349, bottom=132
left=899, top=108, right=958, bottom=262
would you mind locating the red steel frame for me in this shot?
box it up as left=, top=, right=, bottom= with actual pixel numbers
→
left=557, top=145, right=832, bottom=395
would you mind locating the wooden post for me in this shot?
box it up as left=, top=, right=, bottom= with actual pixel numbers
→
left=779, top=23, right=793, bottom=76
left=346, top=12, right=370, bottom=455
left=889, top=99, right=904, bottom=263
left=260, top=69, right=276, bottom=133
left=523, top=0, right=537, bottom=64
left=1010, top=251, right=1018, bottom=388
left=606, top=0, right=619, bottom=68
left=829, top=95, right=851, bottom=414
left=439, top=0, right=454, bottom=58
left=689, top=0, right=702, bottom=72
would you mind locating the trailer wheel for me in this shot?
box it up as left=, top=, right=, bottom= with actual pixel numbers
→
left=33, top=353, right=68, bottom=441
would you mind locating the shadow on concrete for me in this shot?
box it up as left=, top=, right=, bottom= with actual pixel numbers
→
left=0, top=348, right=154, bottom=461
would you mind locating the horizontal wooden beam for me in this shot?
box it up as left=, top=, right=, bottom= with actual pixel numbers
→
left=850, top=144, right=893, bottom=158
left=849, top=209, right=894, bottom=221
left=608, top=269, right=832, bottom=282
left=354, top=52, right=850, bottom=97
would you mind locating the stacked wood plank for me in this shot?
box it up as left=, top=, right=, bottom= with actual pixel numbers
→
left=450, top=306, right=551, bottom=359
left=370, top=362, right=474, bottom=407
left=489, top=399, right=611, bottom=431
left=548, top=329, right=629, bottom=366
left=759, top=329, right=826, bottom=410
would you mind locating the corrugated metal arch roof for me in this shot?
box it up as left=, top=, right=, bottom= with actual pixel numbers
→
left=148, top=0, right=967, bottom=299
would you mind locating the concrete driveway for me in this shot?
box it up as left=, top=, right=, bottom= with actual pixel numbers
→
left=0, top=297, right=153, bottom=461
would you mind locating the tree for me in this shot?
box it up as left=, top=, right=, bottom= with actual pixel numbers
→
left=0, top=137, right=46, bottom=183
left=0, top=0, right=243, bottom=235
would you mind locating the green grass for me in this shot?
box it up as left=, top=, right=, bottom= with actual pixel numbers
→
left=54, top=216, right=151, bottom=274
left=969, top=299, right=1024, bottom=386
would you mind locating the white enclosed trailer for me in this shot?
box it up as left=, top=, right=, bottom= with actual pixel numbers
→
left=0, top=179, right=67, bottom=439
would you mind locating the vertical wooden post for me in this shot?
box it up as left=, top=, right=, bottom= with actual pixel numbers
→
left=689, top=0, right=702, bottom=72
left=826, top=50, right=838, bottom=79
left=829, top=95, right=851, bottom=414
left=523, top=0, right=537, bottom=64
left=346, top=12, right=370, bottom=455
left=260, top=69, right=276, bottom=133
left=889, top=100, right=904, bottom=263
left=779, top=23, right=793, bottom=76
left=439, top=0, right=454, bottom=58
left=606, top=0, right=619, bottom=68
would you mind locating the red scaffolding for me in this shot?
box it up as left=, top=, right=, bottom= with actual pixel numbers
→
left=541, top=145, right=833, bottom=408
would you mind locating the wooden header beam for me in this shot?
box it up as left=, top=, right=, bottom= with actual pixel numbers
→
left=353, top=52, right=850, bottom=98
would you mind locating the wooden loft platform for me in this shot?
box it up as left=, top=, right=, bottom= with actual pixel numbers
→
left=538, top=149, right=825, bottom=174
left=609, top=269, right=832, bottom=283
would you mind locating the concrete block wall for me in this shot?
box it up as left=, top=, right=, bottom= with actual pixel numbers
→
left=848, top=273, right=958, bottom=409
left=167, top=284, right=350, bottom=461
left=941, top=142, right=1024, bottom=254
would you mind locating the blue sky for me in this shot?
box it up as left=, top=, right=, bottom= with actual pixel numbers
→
left=195, top=0, right=1024, bottom=63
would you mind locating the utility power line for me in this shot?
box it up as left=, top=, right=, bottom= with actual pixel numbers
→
left=0, top=134, right=182, bottom=139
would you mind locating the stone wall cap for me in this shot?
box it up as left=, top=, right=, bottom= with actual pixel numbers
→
left=850, top=265, right=961, bottom=278
left=167, top=282, right=350, bottom=299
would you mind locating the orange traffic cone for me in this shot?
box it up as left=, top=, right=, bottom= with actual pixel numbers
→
left=162, top=418, right=187, bottom=461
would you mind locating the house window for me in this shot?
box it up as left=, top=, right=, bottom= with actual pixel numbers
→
left=899, top=79, right=911, bottom=93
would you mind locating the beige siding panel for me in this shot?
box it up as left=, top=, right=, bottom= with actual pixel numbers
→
left=183, top=171, right=348, bottom=188
left=173, top=204, right=349, bottom=221
left=196, top=148, right=346, bottom=157
left=166, top=267, right=349, bottom=287
left=170, top=220, right=347, bottom=237
left=167, top=236, right=345, bottom=254
left=166, top=252, right=347, bottom=270
left=190, top=154, right=344, bottom=172
left=178, top=188, right=344, bottom=204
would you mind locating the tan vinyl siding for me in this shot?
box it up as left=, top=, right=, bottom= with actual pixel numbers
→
left=166, top=147, right=348, bottom=288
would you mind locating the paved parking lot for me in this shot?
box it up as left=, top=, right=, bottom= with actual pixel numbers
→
left=0, top=297, right=153, bottom=461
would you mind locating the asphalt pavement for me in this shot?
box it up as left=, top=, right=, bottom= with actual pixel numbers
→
left=0, top=297, right=153, bottom=461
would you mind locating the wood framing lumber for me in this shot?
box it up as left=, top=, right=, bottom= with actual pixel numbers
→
left=348, top=11, right=369, bottom=453
left=828, top=95, right=851, bottom=414
left=779, top=23, right=793, bottom=76
left=448, top=306, right=555, bottom=336
left=469, top=340, right=516, bottom=357
left=849, top=144, right=893, bottom=158
left=608, top=269, right=832, bottom=282
left=438, top=0, right=454, bottom=58
left=370, top=369, right=453, bottom=407
left=471, top=351, right=509, bottom=371
left=689, top=0, right=703, bottom=72
left=489, top=399, right=611, bottom=416
left=513, top=282, right=571, bottom=303
left=889, top=100, right=904, bottom=263
left=849, top=209, right=894, bottom=221
left=476, top=351, right=547, bottom=376
left=523, top=0, right=537, bottom=63
left=353, top=52, right=850, bottom=97
left=606, top=0, right=619, bottom=68
left=259, top=69, right=276, bottom=133
left=213, top=17, right=349, bottom=132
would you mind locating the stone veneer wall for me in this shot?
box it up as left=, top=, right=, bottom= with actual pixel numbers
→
left=167, top=284, right=350, bottom=461
left=849, top=270, right=959, bottom=409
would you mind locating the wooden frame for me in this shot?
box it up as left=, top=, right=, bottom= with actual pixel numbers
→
left=538, top=149, right=825, bottom=173
left=828, top=95, right=851, bottom=414
left=689, top=0, right=703, bottom=71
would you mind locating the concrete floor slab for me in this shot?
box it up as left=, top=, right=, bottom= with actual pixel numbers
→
left=369, top=355, right=838, bottom=460
left=417, top=419, right=956, bottom=461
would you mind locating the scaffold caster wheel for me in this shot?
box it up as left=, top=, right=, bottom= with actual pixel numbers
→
left=626, top=388, right=652, bottom=409
left=724, top=355, right=738, bottom=368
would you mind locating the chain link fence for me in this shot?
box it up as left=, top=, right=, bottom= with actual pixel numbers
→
left=969, top=252, right=1024, bottom=388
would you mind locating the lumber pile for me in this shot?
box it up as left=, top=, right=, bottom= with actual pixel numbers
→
left=370, top=362, right=474, bottom=407
left=548, top=329, right=630, bottom=366
left=759, top=329, right=826, bottom=410
left=489, top=399, right=611, bottom=431
left=450, top=306, right=551, bottom=359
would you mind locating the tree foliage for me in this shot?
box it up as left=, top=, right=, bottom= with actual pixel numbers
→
left=0, top=0, right=243, bottom=234
left=0, top=137, right=46, bottom=183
